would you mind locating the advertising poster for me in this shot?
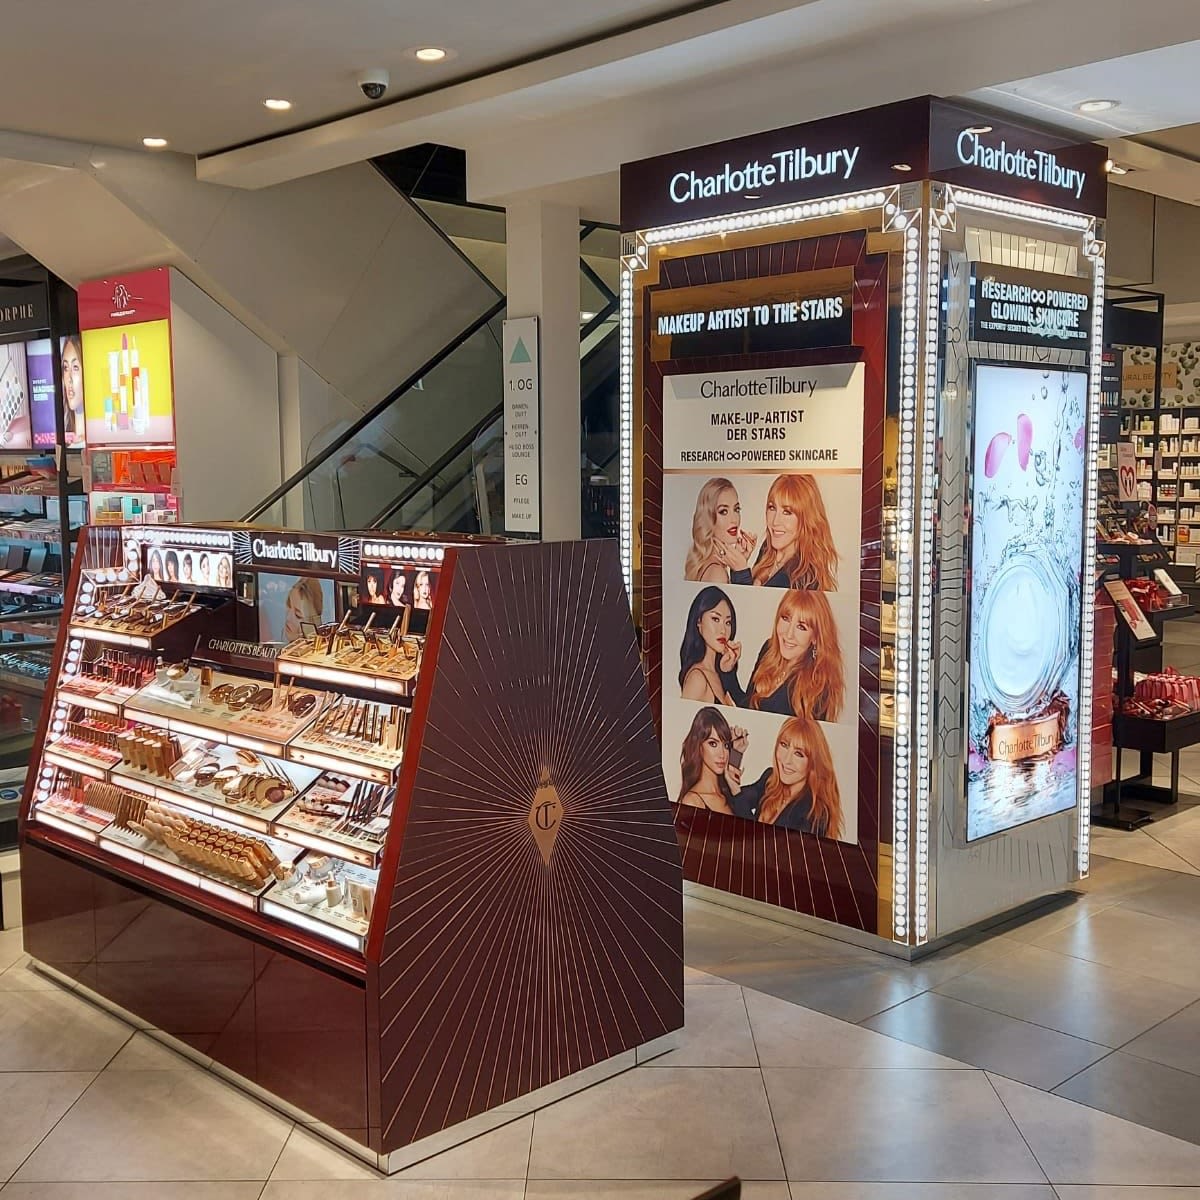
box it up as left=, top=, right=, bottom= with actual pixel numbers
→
left=28, top=337, right=86, bottom=449
left=258, top=573, right=336, bottom=645
left=967, top=365, right=1086, bottom=841
left=0, top=342, right=32, bottom=449
left=81, top=318, right=174, bottom=446
left=659, top=362, right=864, bottom=844
left=144, top=545, right=233, bottom=592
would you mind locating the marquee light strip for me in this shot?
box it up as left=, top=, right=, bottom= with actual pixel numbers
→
left=619, top=261, right=636, bottom=596
left=891, top=215, right=922, bottom=943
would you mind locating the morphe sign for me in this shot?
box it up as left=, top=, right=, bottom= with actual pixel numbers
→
left=622, top=96, right=1109, bottom=230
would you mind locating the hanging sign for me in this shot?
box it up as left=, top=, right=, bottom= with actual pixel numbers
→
left=503, top=317, right=541, bottom=534
left=968, top=265, right=1091, bottom=350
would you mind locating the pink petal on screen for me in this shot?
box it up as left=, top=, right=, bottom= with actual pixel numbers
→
left=984, top=431, right=1011, bottom=478
left=1075, top=425, right=1085, bottom=452
left=1017, top=413, right=1033, bottom=470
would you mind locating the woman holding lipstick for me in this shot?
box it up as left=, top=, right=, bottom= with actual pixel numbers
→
left=730, top=716, right=843, bottom=838
left=684, top=478, right=757, bottom=583
left=676, top=707, right=748, bottom=815
left=678, top=586, right=742, bottom=705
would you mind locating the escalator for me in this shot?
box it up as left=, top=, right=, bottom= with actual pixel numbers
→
left=244, top=160, right=621, bottom=538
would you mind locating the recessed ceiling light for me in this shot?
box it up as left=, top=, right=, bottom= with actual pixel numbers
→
left=263, top=98, right=292, bottom=111
left=744, top=192, right=760, bottom=199
left=142, top=137, right=168, bottom=149
left=414, top=47, right=448, bottom=62
left=1078, top=99, right=1119, bottom=114
left=1108, top=163, right=1130, bottom=175
left=892, top=163, right=913, bottom=172
left=580, top=311, right=597, bottom=321
left=965, top=124, right=993, bottom=135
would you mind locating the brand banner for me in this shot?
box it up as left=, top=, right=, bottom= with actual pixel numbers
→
left=78, top=268, right=172, bottom=330
left=650, top=269, right=853, bottom=362
left=968, top=265, right=1091, bottom=351
left=660, top=362, right=864, bottom=845
left=0, top=283, right=48, bottom=338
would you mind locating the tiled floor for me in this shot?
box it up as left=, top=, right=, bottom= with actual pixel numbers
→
left=5, top=632, right=1200, bottom=1196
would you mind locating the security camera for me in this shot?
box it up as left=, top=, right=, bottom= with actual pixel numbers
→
left=358, top=68, right=389, bottom=101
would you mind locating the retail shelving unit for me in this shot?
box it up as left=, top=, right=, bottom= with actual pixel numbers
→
left=19, top=523, right=683, bottom=1170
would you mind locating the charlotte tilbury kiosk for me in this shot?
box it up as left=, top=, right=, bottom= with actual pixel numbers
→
left=18, top=524, right=683, bottom=1169
left=621, top=95, right=1109, bottom=951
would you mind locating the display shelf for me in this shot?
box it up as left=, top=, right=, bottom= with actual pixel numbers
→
left=20, top=522, right=683, bottom=1164
left=276, top=644, right=418, bottom=698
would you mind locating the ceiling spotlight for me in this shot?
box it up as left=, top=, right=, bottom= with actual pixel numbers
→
left=1109, top=163, right=1130, bottom=175
left=414, top=47, right=448, bottom=62
left=892, top=162, right=913, bottom=172
left=1078, top=99, right=1119, bottom=114
left=965, top=124, right=993, bottom=135
left=263, top=98, right=292, bottom=111
left=580, top=311, right=597, bottom=321
left=142, top=137, right=168, bottom=149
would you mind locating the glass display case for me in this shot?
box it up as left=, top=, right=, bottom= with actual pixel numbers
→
left=19, top=522, right=683, bottom=1169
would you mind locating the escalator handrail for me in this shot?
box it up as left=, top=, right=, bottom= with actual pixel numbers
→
left=241, top=296, right=507, bottom=522
left=366, top=402, right=503, bottom=530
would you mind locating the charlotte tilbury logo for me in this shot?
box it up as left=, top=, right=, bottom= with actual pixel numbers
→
left=527, top=766, right=563, bottom=866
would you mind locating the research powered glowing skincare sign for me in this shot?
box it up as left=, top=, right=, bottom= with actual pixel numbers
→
left=966, top=366, right=1086, bottom=842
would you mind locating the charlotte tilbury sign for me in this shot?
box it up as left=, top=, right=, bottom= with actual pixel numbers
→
left=621, top=97, right=1108, bottom=231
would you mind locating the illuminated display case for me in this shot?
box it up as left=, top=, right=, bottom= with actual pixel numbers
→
left=19, top=522, right=683, bottom=1168
left=621, top=95, right=1107, bottom=952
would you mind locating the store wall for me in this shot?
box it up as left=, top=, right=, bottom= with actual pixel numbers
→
left=169, top=271, right=281, bottom=521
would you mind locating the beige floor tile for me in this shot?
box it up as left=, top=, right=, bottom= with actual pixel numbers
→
left=1090, top=831, right=1199, bottom=876
left=1033, top=907, right=1200, bottom=991
left=528, top=1066, right=784, bottom=1180
left=0, top=923, right=26, bottom=970
left=260, top=1183, right=524, bottom=1199
left=763, top=1068, right=1045, bottom=1183
left=989, top=1073, right=1200, bottom=1184
left=934, top=943, right=1199, bottom=1047
left=396, top=1117, right=533, bottom=1180
left=268, top=1125, right=380, bottom=1181
left=107, top=1031, right=209, bottom=1071
left=1146, top=820, right=1200, bottom=873
left=0, top=955, right=61, bottom=991
left=684, top=967, right=728, bottom=985
left=645, top=985, right=758, bottom=1068
left=1054, top=1189, right=1200, bottom=1199
left=2, top=1186, right=265, bottom=1199
left=13, top=1067, right=293, bottom=1182
left=526, top=1184, right=791, bottom=1199
left=786, top=1188, right=1057, bottom=1199
left=0, top=987, right=132, bottom=1071
left=744, top=989, right=965, bottom=1069
left=0, top=1072, right=95, bottom=1182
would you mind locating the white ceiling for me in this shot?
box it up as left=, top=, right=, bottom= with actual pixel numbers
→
left=0, top=0, right=726, bottom=155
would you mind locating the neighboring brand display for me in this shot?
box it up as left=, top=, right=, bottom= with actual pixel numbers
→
left=0, top=283, right=48, bottom=338
left=650, top=269, right=853, bottom=361
left=79, top=268, right=175, bottom=447
left=503, top=316, right=541, bottom=534
left=966, top=366, right=1085, bottom=841
left=28, top=336, right=86, bottom=449
left=0, top=342, right=31, bottom=449
left=660, top=360, right=864, bottom=844
left=1116, top=442, right=1137, bottom=503
left=969, top=266, right=1091, bottom=350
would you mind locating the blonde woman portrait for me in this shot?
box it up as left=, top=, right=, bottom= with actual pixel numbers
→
left=732, top=474, right=839, bottom=590
left=683, top=477, right=757, bottom=583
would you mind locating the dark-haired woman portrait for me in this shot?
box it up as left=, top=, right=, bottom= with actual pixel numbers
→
left=679, top=586, right=742, bottom=705
left=731, top=717, right=843, bottom=839
left=676, top=707, right=747, bottom=816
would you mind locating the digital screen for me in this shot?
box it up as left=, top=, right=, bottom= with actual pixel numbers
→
left=258, top=572, right=336, bottom=645
left=144, top=546, right=234, bottom=594
left=28, top=337, right=85, bottom=448
left=359, top=560, right=438, bottom=632
left=966, top=365, right=1086, bottom=841
left=0, top=342, right=32, bottom=449
left=81, top=318, right=174, bottom=446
